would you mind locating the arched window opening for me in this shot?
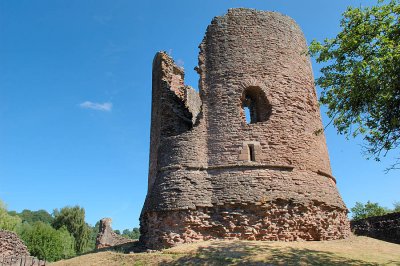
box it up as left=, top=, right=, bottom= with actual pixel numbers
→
left=241, top=86, right=271, bottom=124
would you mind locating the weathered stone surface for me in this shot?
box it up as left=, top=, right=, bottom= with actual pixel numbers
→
left=140, top=8, right=351, bottom=249
left=95, top=218, right=134, bottom=249
left=0, top=230, right=30, bottom=257
left=141, top=201, right=350, bottom=250
left=351, top=212, right=400, bottom=244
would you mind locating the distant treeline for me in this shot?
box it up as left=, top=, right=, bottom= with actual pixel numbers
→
left=0, top=199, right=139, bottom=262
left=351, top=201, right=400, bottom=220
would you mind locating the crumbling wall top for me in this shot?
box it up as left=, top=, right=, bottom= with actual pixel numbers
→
left=95, top=218, right=134, bottom=249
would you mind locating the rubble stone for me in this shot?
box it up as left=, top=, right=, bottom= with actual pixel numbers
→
left=0, top=230, right=29, bottom=257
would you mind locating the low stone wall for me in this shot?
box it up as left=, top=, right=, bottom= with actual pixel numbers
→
left=0, top=230, right=29, bottom=258
left=350, top=212, right=400, bottom=244
left=0, top=256, right=45, bottom=266
left=140, top=200, right=350, bottom=250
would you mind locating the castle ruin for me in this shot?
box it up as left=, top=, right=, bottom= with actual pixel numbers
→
left=140, top=8, right=350, bottom=249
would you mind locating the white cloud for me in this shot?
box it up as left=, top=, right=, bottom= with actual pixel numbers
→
left=93, top=15, right=113, bottom=25
left=79, top=101, right=112, bottom=112
left=176, top=59, right=184, bottom=68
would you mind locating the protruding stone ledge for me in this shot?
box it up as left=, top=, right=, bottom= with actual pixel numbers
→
left=159, top=163, right=294, bottom=172
left=316, top=170, right=337, bottom=184
left=159, top=164, right=337, bottom=184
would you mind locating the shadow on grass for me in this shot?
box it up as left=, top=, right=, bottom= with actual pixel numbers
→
left=161, top=241, right=392, bottom=266
left=88, top=240, right=143, bottom=254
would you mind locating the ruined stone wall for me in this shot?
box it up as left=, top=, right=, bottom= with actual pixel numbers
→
left=95, top=218, right=135, bottom=249
left=142, top=53, right=211, bottom=212
left=350, top=212, right=400, bottom=244
left=140, top=8, right=350, bottom=250
left=0, top=230, right=29, bottom=257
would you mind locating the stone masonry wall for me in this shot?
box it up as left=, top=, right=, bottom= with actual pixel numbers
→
left=200, top=9, right=331, bottom=173
left=146, top=53, right=208, bottom=195
left=141, top=200, right=349, bottom=250
left=140, top=8, right=350, bottom=249
left=95, top=218, right=135, bottom=249
left=0, top=230, right=30, bottom=257
left=350, top=212, right=400, bottom=244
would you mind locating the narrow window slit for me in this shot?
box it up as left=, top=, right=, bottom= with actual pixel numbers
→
left=244, top=106, right=251, bottom=124
left=248, top=144, right=255, bottom=162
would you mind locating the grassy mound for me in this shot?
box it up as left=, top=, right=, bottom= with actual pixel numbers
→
left=50, top=235, right=400, bottom=265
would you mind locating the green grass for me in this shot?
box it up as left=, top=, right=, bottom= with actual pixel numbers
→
left=50, top=235, right=400, bottom=265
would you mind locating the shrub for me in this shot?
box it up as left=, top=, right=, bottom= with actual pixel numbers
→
left=18, top=222, right=76, bottom=262
left=0, top=200, right=22, bottom=231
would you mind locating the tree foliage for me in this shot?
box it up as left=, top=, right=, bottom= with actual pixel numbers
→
left=351, top=201, right=390, bottom=220
left=122, top=228, right=140, bottom=240
left=393, top=201, right=400, bottom=212
left=11, top=209, right=54, bottom=225
left=52, top=206, right=91, bottom=254
left=0, top=199, right=101, bottom=261
left=18, top=222, right=75, bottom=262
left=86, top=221, right=99, bottom=251
left=0, top=200, right=22, bottom=231
left=309, top=0, right=400, bottom=170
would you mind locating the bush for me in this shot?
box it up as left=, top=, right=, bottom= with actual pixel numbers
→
left=17, top=222, right=75, bottom=262
left=0, top=200, right=22, bottom=231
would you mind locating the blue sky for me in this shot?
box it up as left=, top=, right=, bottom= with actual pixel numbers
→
left=1, top=0, right=398, bottom=231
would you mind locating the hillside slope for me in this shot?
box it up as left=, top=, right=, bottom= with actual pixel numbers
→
left=51, top=235, right=400, bottom=265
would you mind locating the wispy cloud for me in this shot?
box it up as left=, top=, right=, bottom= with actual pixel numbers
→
left=93, top=15, right=113, bottom=25
left=79, top=101, right=112, bottom=112
left=176, top=59, right=184, bottom=68
left=103, top=41, right=128, bottom=57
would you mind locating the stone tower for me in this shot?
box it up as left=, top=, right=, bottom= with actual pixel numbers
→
left=140, top=8, right=350, bottom=249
